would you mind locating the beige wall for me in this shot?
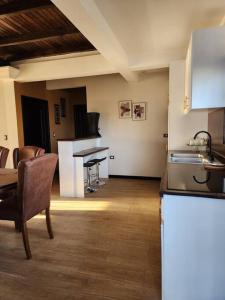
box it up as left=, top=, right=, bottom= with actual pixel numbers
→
left=168, top=61, right=208, bottom=150
left=47, top=72, right=169, bottom=177
left=14, top=81, right=75, bottom=153
left=0, top=80, right=19, bottom=167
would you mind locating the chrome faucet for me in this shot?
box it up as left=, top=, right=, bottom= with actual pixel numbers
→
left=193, top=131, right=214, bottom=162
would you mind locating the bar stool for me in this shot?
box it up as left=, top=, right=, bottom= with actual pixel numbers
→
left=88, top=157, right=106, bottom=186
left=83, top=160, right=97, bottom=193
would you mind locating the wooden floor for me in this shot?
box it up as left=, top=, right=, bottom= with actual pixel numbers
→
left=0, top=179, right=161, bottom=300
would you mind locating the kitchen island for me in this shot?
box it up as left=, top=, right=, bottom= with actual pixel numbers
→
left=160, top=152, right=225, bottom=300
left=58, top=137, right=109, bottom=198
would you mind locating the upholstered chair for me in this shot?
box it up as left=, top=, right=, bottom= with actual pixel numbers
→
left=13, top=146, right=45, bottom=169
left=0, top=154, right=58, bottom=259
left=0, top=146, right=9, bottom=168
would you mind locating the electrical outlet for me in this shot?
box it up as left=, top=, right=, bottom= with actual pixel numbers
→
left=110, top=155, right=115, bottom=159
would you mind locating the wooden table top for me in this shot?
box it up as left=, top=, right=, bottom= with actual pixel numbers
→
left=0, top=168, right=18, bottom=189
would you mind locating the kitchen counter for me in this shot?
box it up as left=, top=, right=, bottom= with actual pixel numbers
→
left=161, top=150, right=225, bottom=300
left=58, top=137, right=108, bottom=198
left=57, top=136, right=101, bottom=142
left=160, top=152, right=225, bottom=199
left=73, top=147, right=109, bottom=157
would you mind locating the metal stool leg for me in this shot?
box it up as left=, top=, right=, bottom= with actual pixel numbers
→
left=95, top=163, right=105, bottom=186
left=85, top=158, right=106, bottom=188
left=86, top=167, right=96, bottom=193
left=96, top=163, right=100, bottom=184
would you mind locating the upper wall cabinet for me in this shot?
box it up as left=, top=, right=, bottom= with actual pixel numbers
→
left=185, top=26, right=225, bottom=109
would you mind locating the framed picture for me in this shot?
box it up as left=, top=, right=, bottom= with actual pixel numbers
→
left=54, top=104, right=61, bottom=124
left=60, top=97, right=66, bottom=117
left=132, top=102, right=146, bottom=121
left=119, top=100, right=132, bottom=118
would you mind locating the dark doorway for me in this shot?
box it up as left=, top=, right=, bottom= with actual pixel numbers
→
left=71, top=86, right=87, bottom=138
left=74, top=104, right=87, bottom=138
left=21, top=96, right=51, bottom=152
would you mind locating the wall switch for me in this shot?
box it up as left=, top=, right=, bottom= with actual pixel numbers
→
left=110, top=155, right=115, bottom=159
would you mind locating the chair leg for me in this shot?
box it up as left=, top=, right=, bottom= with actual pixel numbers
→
left=46, top=207, right=54, bottom=239
left=21, top=222, right=32, bottom=260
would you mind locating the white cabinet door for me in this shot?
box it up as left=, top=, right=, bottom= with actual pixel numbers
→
left=187, top=26, right=225, bottom=109
left=160, top=200, right=165, bottom=300
left=162, top=194, right=225, bottom=300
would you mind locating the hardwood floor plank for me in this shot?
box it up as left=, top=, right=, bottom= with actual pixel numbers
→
left=0, top=178, right=161, bottom=300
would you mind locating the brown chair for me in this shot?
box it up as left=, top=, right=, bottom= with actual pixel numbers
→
left=0, top=146, right=9, bottom=168
left=0, top=154, right=58, bottom=259
left=13, top=146, right=45, bottom=169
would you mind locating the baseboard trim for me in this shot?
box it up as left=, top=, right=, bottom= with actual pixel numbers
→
left=109, top=175, right=161, bottom=180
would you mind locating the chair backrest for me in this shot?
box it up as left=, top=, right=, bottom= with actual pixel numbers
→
left=17, top=154, right=58, bottom=222
left=0, top=146, right=9, bottom=168
left=13, top=146, right=45, bottom=169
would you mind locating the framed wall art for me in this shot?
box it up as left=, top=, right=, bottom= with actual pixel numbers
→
left=119, top=100, right=132, bottom=118
left=132, top=102, right=146, bottom=121
left=54, top=104, right=61, bottom=124
left=60, top=97, right=66, bottom=117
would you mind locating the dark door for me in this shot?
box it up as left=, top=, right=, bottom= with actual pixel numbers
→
left=21, top=96, right=51, bottom=152
left=73, top=104, right=87, bottom=138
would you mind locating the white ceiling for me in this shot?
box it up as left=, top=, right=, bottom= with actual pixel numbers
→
left=52, top=0, right=225, bottom=80
left=94, top=0, right=225, bottom=69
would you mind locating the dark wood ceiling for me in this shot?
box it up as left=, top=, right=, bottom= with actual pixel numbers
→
left=0, top=0, right=96, bottom=65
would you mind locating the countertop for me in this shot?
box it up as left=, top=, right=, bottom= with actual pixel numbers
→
left=73, top=147, right=109, bottom=157
left=160, top=151, right=225, bottom=199
left=58, top=136, right=101, bottom=142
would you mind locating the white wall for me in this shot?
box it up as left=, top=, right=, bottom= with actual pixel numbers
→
left=0, top=83, right=7, bottom=148
left=0, top=67, right=20, bottom=167
left=47, top=72, right=169, bottom=177
left=13, top=53, right=117, bottom=82
left=168, top=60, right=208, bottom=150
left=0, top=80, right=19, bottom=167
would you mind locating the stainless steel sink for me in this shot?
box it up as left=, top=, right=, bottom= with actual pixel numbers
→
left=169, top=153, right=204, bottom=164
left=169, top=152, right=225, bottom=166
left=171, top=153, right=203, bottom=158
left=170, top=157, right=203, bottom=164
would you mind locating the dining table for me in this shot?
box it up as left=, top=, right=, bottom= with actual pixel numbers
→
left=0, top=168, right=17, bottom=197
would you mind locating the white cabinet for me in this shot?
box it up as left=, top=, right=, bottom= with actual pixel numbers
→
left=161, top=194, right=225, bottom=300
left=185, top=26, right=225, bottom=109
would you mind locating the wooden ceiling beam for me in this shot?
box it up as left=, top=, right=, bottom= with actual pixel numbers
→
left=4, top=43, right=95, bottom=62
left=0, top=0, right=53, bottom=18
left=0, top=29, right=80, bottom=47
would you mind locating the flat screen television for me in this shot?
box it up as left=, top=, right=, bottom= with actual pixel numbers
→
left=86, top=112, right=101, bottom=137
